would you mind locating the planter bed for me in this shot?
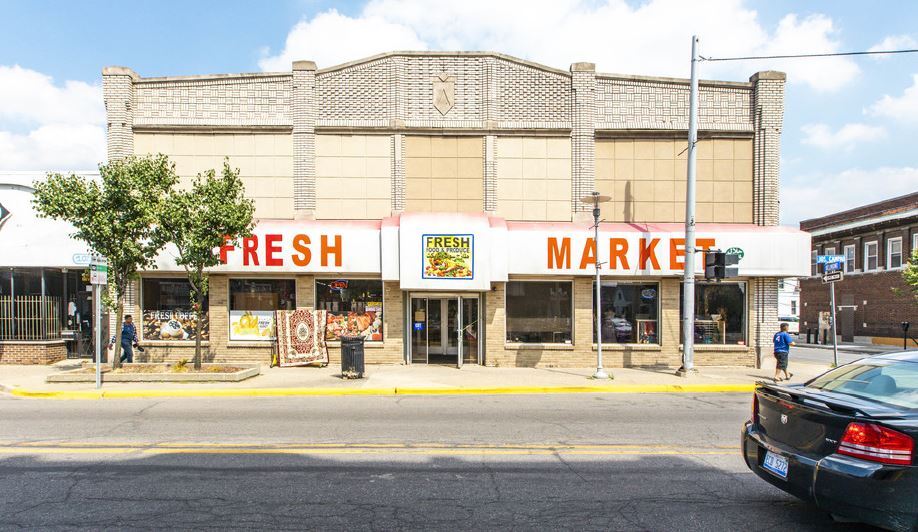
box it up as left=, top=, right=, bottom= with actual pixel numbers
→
left=47, top=363, right=261, bottom=383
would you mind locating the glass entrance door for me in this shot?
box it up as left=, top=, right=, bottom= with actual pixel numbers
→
left=409, top=295, right=479, bottom=366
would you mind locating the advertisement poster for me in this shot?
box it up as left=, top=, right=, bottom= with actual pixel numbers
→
left=325, top=303, right=383, bottom=342
left=142, top=310, right=209, bottom=341
left=230, top=310, right=276, bottom=341
left=422, top=234, right=473, bottom=279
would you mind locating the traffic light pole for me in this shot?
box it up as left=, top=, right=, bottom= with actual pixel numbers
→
left=678, top=35, right=700, bottom=377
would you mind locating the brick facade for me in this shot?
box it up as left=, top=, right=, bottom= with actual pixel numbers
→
left=0, top=341, right=67, bottom=365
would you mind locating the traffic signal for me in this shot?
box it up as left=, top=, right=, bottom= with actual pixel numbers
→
left=704, top=250, right=739, bottom=280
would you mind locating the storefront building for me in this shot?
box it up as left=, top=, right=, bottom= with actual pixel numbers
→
left=0, top=173, right=98, bottom=364
left=101, top=52, right=809, bottom=368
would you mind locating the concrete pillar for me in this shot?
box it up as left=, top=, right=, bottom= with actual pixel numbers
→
left=570, top=62, right=597, bottom=220
left=292, top=61, right=317, bottom=219
left=750, top=71, right=786, bottom=227
left=102, top=66, right=138, bottom=161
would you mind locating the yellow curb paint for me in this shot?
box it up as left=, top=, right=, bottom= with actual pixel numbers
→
left=7, top=383, right=755, bottom=400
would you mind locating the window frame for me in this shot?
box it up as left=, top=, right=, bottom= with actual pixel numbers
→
left=227, top=277, right=297, bottom=342
left=864, top=241, right=879, bottom=272
left=139, top=275, right=210, bottom=343
left=680, top=280, right=749, bottom=346
left=824, top=246, right=836, bottom=257
left=887, top=237, right=903, bottom=270
left=504, top=279, right=575, bottom=345
left=592, top=280, right=661, bottom=345
left=843, top=244, right=856, bottom=273
left=314, top=277, right=386, bottom=343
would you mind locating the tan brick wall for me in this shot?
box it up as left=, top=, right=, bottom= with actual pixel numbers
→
left=134, top=133, right=294, bottom=219
left=596, top=138, right=753, bottom=224
left=315, top=134, right=392, bottom=219
left=404, top=136, right=483, bottom=212
left=495, top=137, right=571, bottom=221
left=0, top=342, right=67, bottom=365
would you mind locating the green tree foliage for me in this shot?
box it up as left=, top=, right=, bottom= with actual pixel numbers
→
left=159, top=160, right=255, bottom=369
left=32, top=155, right=178, bottom=368
left=904, top=248, right=918, bottom=300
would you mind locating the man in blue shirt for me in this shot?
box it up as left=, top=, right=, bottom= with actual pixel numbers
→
left=773, top=322, right=796, bottom=382
left=119, top=315, right=139, bottom=364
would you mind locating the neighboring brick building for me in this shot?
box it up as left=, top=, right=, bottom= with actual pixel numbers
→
left=88, top=51, right=809, bottom=368
left=800, top=192, right=918, bottom=345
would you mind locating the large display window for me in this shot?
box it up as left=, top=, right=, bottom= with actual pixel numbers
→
left=141, top=278, right=209, bottom=341
left=315, top=279, right=383, bottom=342
left=229, top=279, right=295, bottom=341
left=506, top=281, right=573, bottom=344
left=593, top=282, right=659, bottom=344
left=681, top=282, right=746, bottom=345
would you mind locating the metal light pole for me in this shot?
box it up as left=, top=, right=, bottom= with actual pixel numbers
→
left=581, top=192, right=612, bottom=380
left=678, top=35, right=700, bottom=377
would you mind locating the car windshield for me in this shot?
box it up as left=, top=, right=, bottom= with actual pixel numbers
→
left=806, top=359, right=918, bottom=410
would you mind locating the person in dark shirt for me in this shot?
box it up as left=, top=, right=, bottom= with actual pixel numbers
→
left=120, top=315, right=139, bottom=364
left=773, top=322, right=796, bottom=382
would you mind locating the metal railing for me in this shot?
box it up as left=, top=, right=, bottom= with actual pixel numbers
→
left=0, top=295, right=61, bottom=341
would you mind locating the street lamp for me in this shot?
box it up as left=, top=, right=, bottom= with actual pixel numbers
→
left=580, top=192, right=612, bottom=380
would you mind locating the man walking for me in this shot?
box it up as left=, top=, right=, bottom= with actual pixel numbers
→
left=119, top=315, right=139, bottom=364
left=773, top=322, right=796, bottom=382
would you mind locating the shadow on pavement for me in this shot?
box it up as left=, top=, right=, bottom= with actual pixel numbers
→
left=0, top=452, right=873, bottom=531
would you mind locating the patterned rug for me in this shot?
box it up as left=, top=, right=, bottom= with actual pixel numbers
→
left=274, top=309, right=329, bottom=367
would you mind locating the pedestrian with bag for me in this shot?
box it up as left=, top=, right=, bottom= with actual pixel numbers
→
left=118, top=315, right=141, bottom=364
left=773, top=322, right=796, bottom=382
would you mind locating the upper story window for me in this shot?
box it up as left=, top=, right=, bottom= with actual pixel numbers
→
left=864, top=241, right=879, bottom=272
left=843, top=245, right=855, bottom=273
left=887, top=237, right=903, bottom=269
left=824, top=246, right=836, bottom=256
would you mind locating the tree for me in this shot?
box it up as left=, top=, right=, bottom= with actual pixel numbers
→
left=904, top=248, right=918, bottom=300
left=32, top=155, right=177, bottom=368
left=159, top=160, right=255, bottom=369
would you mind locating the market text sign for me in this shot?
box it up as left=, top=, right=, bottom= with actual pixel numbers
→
left=422, top=234, right=473, bottom=279
left=546, top=236, right=718, bottom=272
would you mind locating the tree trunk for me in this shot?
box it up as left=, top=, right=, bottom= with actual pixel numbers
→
left=112, top=301, right=124, bottom=369
left=193, top=269, right=204, bottom=370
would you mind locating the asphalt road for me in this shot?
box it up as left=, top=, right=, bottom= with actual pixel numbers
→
left=0, top=393, right=874, bottom=531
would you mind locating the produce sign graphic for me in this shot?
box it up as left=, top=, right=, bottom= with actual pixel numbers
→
left=422, top=234, right=473, bottom=279
left=230, top=310, right=276, bottom=341
left=142, top=310, right=209, bottom=341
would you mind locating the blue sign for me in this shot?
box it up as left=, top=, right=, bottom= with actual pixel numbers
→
left=413, top=322, right=424, bottom=331
left=824, top=261, right=842, bottom=273
left=817, top=255, right=845, bottom=264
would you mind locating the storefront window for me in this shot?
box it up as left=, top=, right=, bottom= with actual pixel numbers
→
left=593, top=282, right=659, bottom=344
left=680, top=282, right=746, bottom=345
left=141, top=278, right=209, bottom=341
left=506, top=281, right=572, bottom=344
left=315, top=279, right=383, bottom=342
left=229, top=279, right=295, bottom=341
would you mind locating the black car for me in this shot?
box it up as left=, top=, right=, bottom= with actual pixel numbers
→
left=742, top=351, right=918, bottom=531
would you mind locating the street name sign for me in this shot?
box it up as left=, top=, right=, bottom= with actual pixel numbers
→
left=817, top=255, right=845, bottom=264
left=89, top=263, right=108, bottom=285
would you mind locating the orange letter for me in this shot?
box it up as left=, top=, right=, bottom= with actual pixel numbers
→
left=696, top=238, right=716, bottom=252
left=292, top=234, right=311, bottom=266
left=609, top=238, right=629, bottom=270
left=579, top=238, right=596, bottom=270
left=219, top=236, right=234, bottom=264
left=670, top=238, right=685, bottom=270
left=639, top=238, right=660, bottom=270
left=321, top=235, right=342, bottom=267
left=242, top=236, right=259, bottom=266
left=265, top=234, right=283, bottom=266
left=548, top=237, right=571, bottom=269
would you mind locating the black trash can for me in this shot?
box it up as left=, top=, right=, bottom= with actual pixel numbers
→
left=340, top=335, right=365, bottom=379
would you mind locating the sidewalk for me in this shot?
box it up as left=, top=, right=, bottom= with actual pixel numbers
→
left=0, top=358, right=835, bottom=399
left=796, top=342, right=905, bottom=354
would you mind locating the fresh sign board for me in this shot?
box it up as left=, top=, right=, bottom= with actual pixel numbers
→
left=422, top=234, right=473, bottom=280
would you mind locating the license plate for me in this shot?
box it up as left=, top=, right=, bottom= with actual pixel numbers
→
left=762, top=451, right=788, bottom=479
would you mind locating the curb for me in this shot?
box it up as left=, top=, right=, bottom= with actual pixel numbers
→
left=5, top=383, right=756, bottom=400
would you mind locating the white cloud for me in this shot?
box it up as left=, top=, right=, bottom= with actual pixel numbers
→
left=260, top=0, right=858, bottom=91
left=868, top=34, right=918, bottom=60
left=781, top=166, right=918, bottom=225
left=0, top=65, right=105, bottom=171
left=800, top=122, right=886, bottom=150
left=868, top=73, right=918, bottom=122
left=258, top=9, right=427, bottom=71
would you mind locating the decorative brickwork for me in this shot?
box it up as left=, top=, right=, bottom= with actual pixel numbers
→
left=391, top=134, right=406, bottom=212
left=595, top=76, right=753, bottom=132
left=483, top=135, right=497, bottom=212
left=292, top=61, right=317, bottom=218
left=750, top=72, right=785, bottom=227
left=102, top=67, right=136, bottom=161
left=570, top=63, right=596, bottom=214
left=134, top=74, right=292, bottom=127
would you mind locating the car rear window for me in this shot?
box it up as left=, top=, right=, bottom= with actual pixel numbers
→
left=806, top=360, right=918, bottom=410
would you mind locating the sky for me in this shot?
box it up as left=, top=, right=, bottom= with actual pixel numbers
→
left=1, top=0, right=917, bottom=226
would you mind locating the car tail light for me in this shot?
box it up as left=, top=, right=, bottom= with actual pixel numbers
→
left=752, top=394, right=759, bottom=424
left=837, top=422, right=914, bottom=466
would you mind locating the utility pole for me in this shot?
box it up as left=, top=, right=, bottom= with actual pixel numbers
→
left=581, top=192, right=612, bottom=380
left=678, top=35, right=700, bottom=377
